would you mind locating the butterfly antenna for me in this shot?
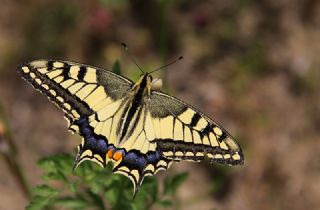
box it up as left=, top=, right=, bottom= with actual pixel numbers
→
left=121, top=43, right=144, bottom=74
left=149, top=56, right=183, bottom=74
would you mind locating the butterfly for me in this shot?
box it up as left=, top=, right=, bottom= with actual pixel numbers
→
left=18, top=59, right=244, bottom=196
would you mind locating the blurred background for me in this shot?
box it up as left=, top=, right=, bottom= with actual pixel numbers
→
left=0, top=0, right=320, bottom=209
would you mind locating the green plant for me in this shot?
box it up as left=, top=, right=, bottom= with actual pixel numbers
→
left=26, top=153, right=188, bottom=210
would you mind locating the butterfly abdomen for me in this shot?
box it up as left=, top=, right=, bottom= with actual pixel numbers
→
left=118, top=74, right=149, bottom=143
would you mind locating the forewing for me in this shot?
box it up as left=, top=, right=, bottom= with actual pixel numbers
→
left=18, top=59, right=133, bottom=167
left=147, top=91, right=244, bottom=165
left=18, top=59, right=133, bottom=127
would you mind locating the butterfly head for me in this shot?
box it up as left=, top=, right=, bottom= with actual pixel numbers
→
left=146, top=73, right=153, bottom=83
left=132, top=73, right=153, bottom=96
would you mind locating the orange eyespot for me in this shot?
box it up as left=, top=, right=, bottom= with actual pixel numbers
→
left=107, top=149, right=114, bottom=159
left=113, top=151, right=123, bottom=161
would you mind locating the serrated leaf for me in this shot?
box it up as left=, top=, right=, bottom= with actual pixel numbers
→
left=38, top=154, right=73, bottom=174
left=37, top=158, right=55, bottom=170
left=43, top=171, right=68, bottom=182
left=55, top=196, right=90, bottom=209
left=26, top=195, right=53, bottom=210
left=31, top=184, right=59, bottom=197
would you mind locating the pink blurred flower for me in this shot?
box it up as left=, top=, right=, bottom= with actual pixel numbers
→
left=87, top=8, right=112, bottom=32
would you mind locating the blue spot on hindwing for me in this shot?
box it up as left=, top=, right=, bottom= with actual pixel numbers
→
left=96, top=139, right=107, bottom=153
left=85, top=137, right=96, bottom=148
left=82, top=127, right=91, bottom=137
left=146, top=150, right=161, bottom=163
left=76, top=116, right=110, bottom=163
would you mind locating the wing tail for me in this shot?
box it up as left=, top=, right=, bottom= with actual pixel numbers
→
left=112, top=149, right=172, bottom=197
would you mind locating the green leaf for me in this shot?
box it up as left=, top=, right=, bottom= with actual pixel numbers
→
left=112, top=60, right=121, bottom=75
left=37, top=154, right=73, bottom=175
left=26, top=195, right=53, bottom=210
left=131, top=190, right=148, bottom=210
left=104, top=182, right=121, bottom=205
left=86, top=189, right=106, bottom=210
left=42, top=171, right=67, bottom=182
left=55, top=196, right=90, bottom=209
left=163, top=172, right=188, bottom=195
left=69, top=182, right=77, bottom=193
left=31, top=184, right=59, bottom=197
left=140, top=177, right=158, bottom=202
left=37, top=157, right=55, bottom=171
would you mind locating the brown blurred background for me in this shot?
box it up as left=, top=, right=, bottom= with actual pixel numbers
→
left=0, top=0, right=320, bottom=209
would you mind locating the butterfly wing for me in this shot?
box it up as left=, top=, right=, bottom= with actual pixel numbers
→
left=18, top=59, right=133, bottom=167
left=147, top=91, right=244, bottom=165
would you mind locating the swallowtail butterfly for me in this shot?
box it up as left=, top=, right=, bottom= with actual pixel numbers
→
left=18, top=58, right=244, bottom=195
